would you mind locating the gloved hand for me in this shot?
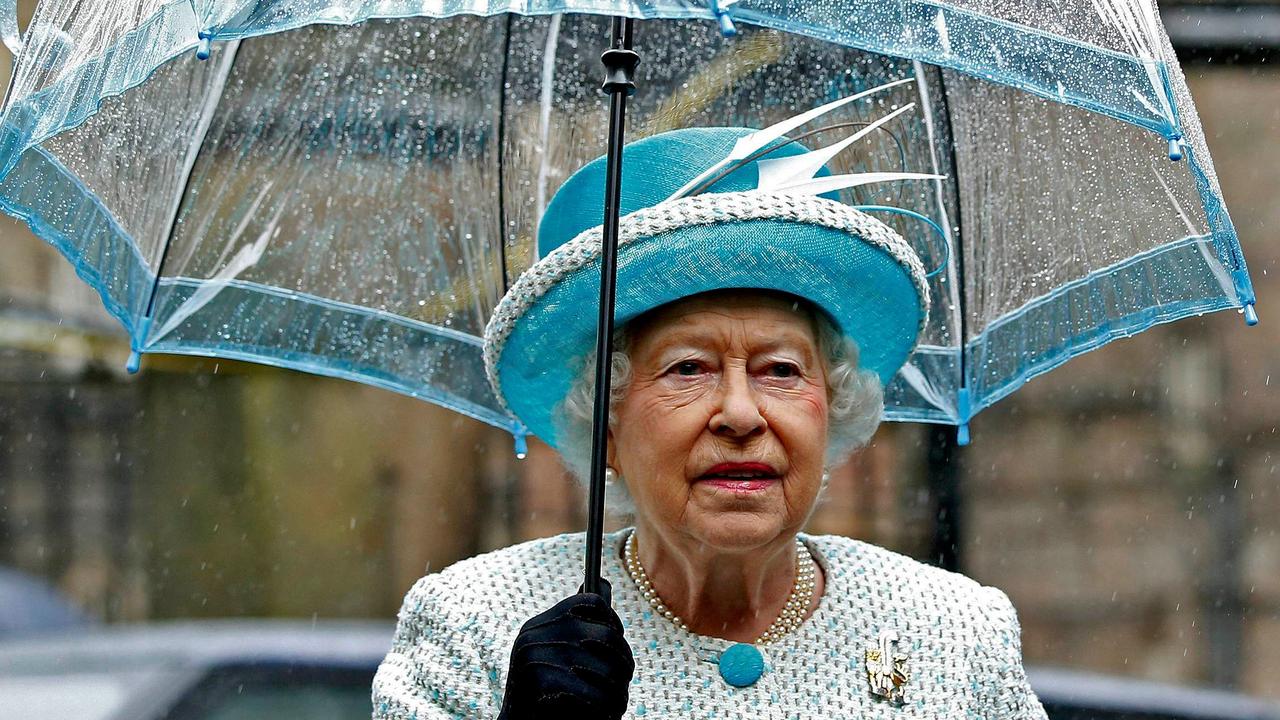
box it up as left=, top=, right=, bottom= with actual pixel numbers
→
left=498, top=579, right=635, bottom=720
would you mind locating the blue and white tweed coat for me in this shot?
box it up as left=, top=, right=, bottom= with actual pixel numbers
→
left=372, top=531, right=1048, bottom=719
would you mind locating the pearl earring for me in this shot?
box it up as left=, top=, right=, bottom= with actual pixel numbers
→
left=605, top=467, right=620, bottom=485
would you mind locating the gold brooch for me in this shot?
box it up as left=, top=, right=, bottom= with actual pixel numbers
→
left=865, top=629, right=909, bottom=703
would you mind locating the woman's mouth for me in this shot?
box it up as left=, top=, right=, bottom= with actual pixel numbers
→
left=695, top=462, right=781, bottom=492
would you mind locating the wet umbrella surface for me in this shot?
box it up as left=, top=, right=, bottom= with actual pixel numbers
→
left=0, top=1, right=1259, bottom=570
left=0, top=1, right=1255, bottom=442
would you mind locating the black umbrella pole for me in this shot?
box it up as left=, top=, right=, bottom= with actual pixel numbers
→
left=584, top=17, right=639, bottom=598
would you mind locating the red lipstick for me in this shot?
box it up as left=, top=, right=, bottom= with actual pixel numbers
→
left=696, top=462, right=780, bottom=492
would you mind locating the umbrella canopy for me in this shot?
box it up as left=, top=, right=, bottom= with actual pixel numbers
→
left=0, top=0, right=1257, bottom=446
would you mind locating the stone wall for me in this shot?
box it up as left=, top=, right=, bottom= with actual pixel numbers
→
left=959, top=64, right=1280, bottom=697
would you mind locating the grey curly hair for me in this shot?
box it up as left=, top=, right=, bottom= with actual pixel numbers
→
left=554, top=298, right=884, bottom=516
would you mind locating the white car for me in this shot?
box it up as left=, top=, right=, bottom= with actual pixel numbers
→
left=0, top=621, right=391, bottom=720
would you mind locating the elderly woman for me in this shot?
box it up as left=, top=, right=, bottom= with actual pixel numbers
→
left=372, top=126, right=1047, bottom=719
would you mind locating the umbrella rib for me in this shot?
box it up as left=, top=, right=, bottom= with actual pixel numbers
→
left=129, top=39, right=242, bottom=370
left=534, top=14, right=564, bottom=260
left=922, top=63, right=970, bottom=431
left=911, top=61, right=960, bottom=343
left=494, top=13, right=514, bottom=297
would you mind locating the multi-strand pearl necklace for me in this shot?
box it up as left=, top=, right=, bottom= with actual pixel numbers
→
left=623, top=530, right=817, bottom=644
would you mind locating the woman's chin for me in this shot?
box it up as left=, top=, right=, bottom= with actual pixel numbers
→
left=682, top=486, right=796, bottom=549
left=687, top=518, right=790, bottom=552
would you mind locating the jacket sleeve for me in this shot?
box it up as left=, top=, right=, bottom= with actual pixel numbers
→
left=977, top=585, right=1049, bottom=720
left=372, top=574, right=507, bottom=720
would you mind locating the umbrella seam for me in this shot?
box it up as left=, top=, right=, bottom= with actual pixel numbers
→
left=975, top=232, right=1216, bottom=338
left=966, top=295, right=1239, bottom=418
left=156, top=276, right=485, bottom=348
left=137, top=341, right=513, bottom=430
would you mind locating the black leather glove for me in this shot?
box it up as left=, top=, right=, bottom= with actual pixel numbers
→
left=498, top=579, right=635, bottom=720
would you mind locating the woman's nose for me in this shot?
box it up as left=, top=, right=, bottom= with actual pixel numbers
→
left=708, top=367, right=767, bottom=438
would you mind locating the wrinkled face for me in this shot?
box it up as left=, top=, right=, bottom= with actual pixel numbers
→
left=609, top=291, right=829, bottom=552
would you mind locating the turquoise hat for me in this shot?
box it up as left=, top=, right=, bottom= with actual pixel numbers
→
left=483, top=127, right=929, bottom=448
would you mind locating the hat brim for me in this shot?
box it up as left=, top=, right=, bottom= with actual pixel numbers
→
left=484, top=192, right=928, bottom=448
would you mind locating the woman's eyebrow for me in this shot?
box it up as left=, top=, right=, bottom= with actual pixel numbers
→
left=751, top=332, right=817, bottom=358
left=644, top=327, right=723, bottom=351
left=646, top=340, right=711, bottom=364
left=644, top=332, right=817, bottom=364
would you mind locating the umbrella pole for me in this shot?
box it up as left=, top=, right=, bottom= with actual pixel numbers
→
left=583, top=17, right=639, bottom=598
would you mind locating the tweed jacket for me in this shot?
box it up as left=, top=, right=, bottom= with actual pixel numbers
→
left=372, top=530, right=1047, bottom=719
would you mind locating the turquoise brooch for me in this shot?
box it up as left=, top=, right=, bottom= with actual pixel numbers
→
left=718, top=643, right=766, bottom=687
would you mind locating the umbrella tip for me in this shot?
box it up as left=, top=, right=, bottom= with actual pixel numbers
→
left=126, top=350, right=142, bottom=374
left=711, top=0, right=738, bottom=37
left=717, top=14, right=738, bottom=37
left=954, top=387, right=971, bottom=446
left=1167, top=137, right=1184, bottom=162
left=196, top=30, right=212, bottom=60
left=1244, top=303, right=1259, bottom=326
left=513, top=429, right=529, bottom=460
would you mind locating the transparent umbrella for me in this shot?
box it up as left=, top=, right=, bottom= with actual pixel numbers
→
left=0, top=0, right=1258, bottom=581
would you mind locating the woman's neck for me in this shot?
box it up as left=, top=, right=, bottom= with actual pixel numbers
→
left=630, top=523, right=824, bottom=643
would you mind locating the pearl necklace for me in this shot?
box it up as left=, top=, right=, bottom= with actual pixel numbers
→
left=622, top=530, right=817, bottom=644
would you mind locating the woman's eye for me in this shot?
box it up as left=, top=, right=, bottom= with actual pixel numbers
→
left=672, top=361, right=703, bottom=376
left=767, top=363, right=799, bottom=378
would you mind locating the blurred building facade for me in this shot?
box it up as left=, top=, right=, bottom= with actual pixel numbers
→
left=1, top=0, right=1278, bottom=700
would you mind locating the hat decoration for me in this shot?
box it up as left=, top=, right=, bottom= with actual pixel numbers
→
left=483, top=78, right=945, bottom=447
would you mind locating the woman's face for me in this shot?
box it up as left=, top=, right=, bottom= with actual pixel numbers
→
left=609, top=291, right=829, bottom=553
